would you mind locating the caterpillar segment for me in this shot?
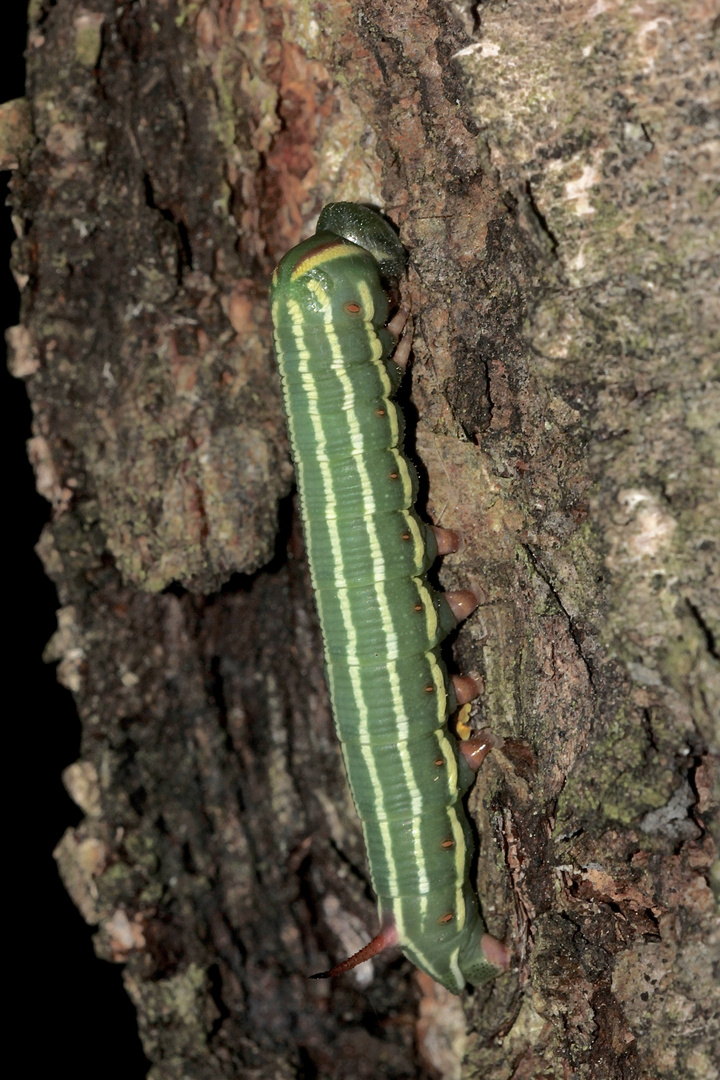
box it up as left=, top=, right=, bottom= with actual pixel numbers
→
left=270, top=203, right=507, bottom=993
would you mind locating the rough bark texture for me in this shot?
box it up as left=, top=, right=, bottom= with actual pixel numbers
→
left=6, top=1, right=718, bottom=1078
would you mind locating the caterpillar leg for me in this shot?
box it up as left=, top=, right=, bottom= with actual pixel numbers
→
left=445, top=588, right=479, bottom=622
left=387, top=307, right=409, bottom=339
left=481, top=933, right=510, bottom=970
left=430, top=525, right=461, bottom=555
left=450, top=672, right=503, bottom=785
left=459, top=727, right=503, bottom=772
left=388, top=310, right=413, bottom=370
left=444, top=597, right=500, bottom=772
left=451, top=673, right=481, bottom=705
left=458, top=919, right=511, bottom=985
left=452, top=674, right=503, bottom=772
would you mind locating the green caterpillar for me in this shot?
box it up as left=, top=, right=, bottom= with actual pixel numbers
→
left=270, top=203, right=506, bottom=993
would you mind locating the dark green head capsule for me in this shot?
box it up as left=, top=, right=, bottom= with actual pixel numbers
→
left=316, top=202, right=407, bottom=288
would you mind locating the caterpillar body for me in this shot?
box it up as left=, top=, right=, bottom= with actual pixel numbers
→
left=270, top=203, right=502, bottom=993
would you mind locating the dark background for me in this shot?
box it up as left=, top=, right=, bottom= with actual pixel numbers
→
left=2, top=4, right=147, bottom=1074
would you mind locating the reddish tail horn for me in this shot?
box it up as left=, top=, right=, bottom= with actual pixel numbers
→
left=310, top=922, right=399, bottom=980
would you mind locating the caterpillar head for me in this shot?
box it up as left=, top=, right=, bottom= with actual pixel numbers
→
left=316, top=202, right=407, bottom=290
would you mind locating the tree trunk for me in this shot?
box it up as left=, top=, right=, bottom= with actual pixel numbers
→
left=5, top=1, right=718, bottom=1077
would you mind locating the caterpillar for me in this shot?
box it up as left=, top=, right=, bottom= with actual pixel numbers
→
left=270, top=202, right=507, bottom=993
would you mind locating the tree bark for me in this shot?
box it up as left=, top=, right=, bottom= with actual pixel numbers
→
left=5, top=1, right=718, bottom=1077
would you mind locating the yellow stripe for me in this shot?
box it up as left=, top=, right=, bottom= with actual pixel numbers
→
left=400, top=509, right=427, bottom=573
left=290, top=241, right=355, bottom=280
left=391, top=897, right=446, bottom=986
left=430, top=724, right=467, bottom=934
left=389, top=446, right=414, bottom=506
left=449, top=948, right=463, bottom=990
left=415, top=577, right=440, bottom=646
left=427, top=650, right=448, bottom=726
left=385, top=400, right=400, bottom=446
